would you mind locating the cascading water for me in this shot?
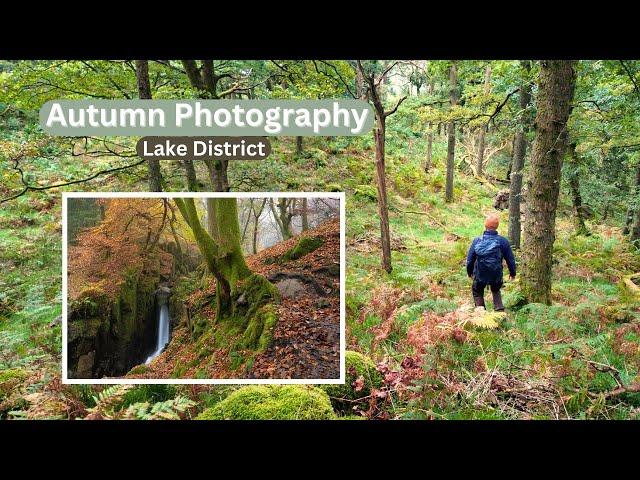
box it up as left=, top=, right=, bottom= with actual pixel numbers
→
left=146, top=299, right=170, bottom=364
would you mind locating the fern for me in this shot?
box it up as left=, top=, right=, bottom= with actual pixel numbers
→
left=123, top=396, right=196, bottom=420
left=86, top=385, right=133, bottom=419
left=467, top=311, right=506, bottom=330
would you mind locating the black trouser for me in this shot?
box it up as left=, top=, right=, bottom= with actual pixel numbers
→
left=472, top=278, right=504, bottom=311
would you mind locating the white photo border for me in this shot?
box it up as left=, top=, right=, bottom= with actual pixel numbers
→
left=62, top=191, right=346, bottom=385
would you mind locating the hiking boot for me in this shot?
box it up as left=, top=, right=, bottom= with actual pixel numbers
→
left=492, top=290, right=505, bottom=311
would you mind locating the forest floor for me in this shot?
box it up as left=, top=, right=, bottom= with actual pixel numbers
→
left=1, top=134, right=639, bottom=419
left=125, top=218, right=341, bottom=380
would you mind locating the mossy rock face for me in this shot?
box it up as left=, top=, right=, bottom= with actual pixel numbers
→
left=323, top=351, right=383, bottom=405
left=195, top=385, right=336, bottom=420
left=283, top=236, right=324, bottom=262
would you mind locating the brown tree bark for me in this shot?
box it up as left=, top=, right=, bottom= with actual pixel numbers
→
left=521, top=60, right=577, bottom=305
left=567, top=142, right=589, bottom=235
left=182, top=60, right=229, bottom=191
left=475, top=65, right=492, bottom=177
left=183, top=160, right=198, bottom=191
left=630, top=161, right=640, bottom=245
left=425, top=80, right=434, bottom=173
left=135, top=60, right=162, bottom=192
left=357, top=61, right=407, bottom=273
left=251, top=199, right=267, bottom=254
left=445, top=61, right=458, bottom=203
left=374, top=115, right=392, bottom=272
left=507, top=61, right=532, bottom=249
left=301, top=197, right=309, bottom=231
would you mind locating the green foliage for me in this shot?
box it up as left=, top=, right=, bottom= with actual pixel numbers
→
left=123, top=396, right=195, bottom=420
left=354, top=184, right=377, bottom=202
left=195, top=385, right=336, bottom=420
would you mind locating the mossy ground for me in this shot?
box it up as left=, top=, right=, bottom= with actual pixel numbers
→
left=195, top=385, right=336, bottom=420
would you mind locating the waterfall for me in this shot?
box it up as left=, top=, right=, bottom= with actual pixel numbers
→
left=146, top=303, right=170, bottom=364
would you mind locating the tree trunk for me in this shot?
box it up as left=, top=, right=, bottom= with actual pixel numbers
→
left=507, top=61, right=532, bottom=249
left=301, top=197, right=309, bottom=231
left=425, top=81, right=434, bottom=173
left=567, top=142, right=589, bottom=235
left=135, top=60, right=162, bottom=192
left=175, top=198, right=276, bottom=328
left=630, top=161, right=640, bottom=245
left=521, top=60, right=577, bottom=305
left=252, top=215, right=260, bottom=254
left=182, top=60, right=230, bottom=191
left=445, top=62, right=458, bottom=203
left=505, top=135, right=517, bottom=181
left=374, top=114, right=392, bottom=273
left=251, top=198, right=267, bottom=254
left=475, top=65, right=492, bottom=177
left=269, top=199, right=293, bottom=240
left=183, top=160, right=198, bottom=191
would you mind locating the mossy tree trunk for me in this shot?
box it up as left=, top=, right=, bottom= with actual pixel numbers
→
left=425, top=80, right=434, bottom=174
left=567, top=142, right=589, bottom=236
left=521, top=60, right=577, bottom=305
left=627, top=161, right=640, bottom=245
left=507, top=60, right=532, bottom=249
left=475, top=64, right=492, bottom=177
left=296, top=136, right=303, bottom=156
left=174, top=197, right=277, bottom=323
left=270, top=198, right=294, bottom=240
left=135, top=60, right=162, bottom=192
left=445, top=61, right=458, bottom=203
left=301, top=198, right=309, bottom=231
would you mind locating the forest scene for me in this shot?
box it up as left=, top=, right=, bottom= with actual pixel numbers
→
left=66, top=196, right=341, bottom=381
left=1, top=60, right=639, bottom=420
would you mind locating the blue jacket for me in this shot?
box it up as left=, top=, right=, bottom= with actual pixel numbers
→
left=466, top=230, right=516, bottom=283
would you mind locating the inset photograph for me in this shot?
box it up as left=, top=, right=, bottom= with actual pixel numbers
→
left=63, top=193, right=344, bottom=383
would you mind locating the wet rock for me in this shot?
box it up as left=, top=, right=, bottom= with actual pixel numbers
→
left=275, top=279, right=307, bottom=299
left=314, top=298, right=331, bottom=309
left=156, top=286, right=171, bottom=296
left=76, top=351, right=96, bottom=378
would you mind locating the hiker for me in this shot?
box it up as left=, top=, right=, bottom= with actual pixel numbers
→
left=466, top=214, right=516, bottom=312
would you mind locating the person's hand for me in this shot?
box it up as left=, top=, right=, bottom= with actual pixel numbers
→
left=509, top=275, right=516, bottom=281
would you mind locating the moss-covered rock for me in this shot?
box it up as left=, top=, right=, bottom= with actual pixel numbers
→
left=323, top=351, right=383, bottom=404
left=195, top=385, right=336, bottom=420
left=283, top=236, right=324, bottom=262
